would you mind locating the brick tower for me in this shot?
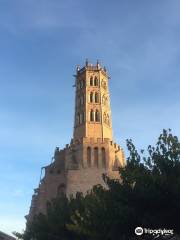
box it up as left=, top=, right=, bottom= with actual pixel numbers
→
left=27, top=60, right=125, bottom=221
left=74, top=59, right=112, bottom=141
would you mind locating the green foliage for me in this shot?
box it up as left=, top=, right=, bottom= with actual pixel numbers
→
left=23, top=196, right=80, bottom=240
left=120, top=129, right=180, bottom=231
left=13, top=231, right=24, bottom=239
left=21, top=130, right=180, bottom=240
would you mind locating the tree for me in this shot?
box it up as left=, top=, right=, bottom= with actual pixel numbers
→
left=20, top=130, right=180, bottom=240
left=22, top=196, right=82, bottom=240
left=68, top=129, right=180, bottom=239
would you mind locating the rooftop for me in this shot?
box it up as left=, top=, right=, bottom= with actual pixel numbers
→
left=76, top=59, right=109, bottom=78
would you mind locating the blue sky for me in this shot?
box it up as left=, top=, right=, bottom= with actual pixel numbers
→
left=0, top=0, right=180, bottom=235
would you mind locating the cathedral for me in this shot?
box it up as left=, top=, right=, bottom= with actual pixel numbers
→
left=27, top=60, right=125, bottom=222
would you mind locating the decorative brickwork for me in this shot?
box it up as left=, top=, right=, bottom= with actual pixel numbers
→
left=27, top=60, right=125, bottom=223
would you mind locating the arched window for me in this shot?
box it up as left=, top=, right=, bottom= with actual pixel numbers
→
left=94, top=76, right=98, bottom=86
left=76, top=114, right=78, bottom=125
left=82, top=111, right=85, bottom=123
left=105, top=97, right=108, bottom=105
left=101, top=79, right=107, bottom=89
left=90, top=110, right=94, bottom=121
left=80, top=95, right=84, bottom=105
left=90, top=92, right=93, bottom=103
left=57, top=184, right=66, bottom=197
left=106, top=114, right=110, bottom=126
left=95, top=110, right=100, bottom=122
left=87, top=147, right=91, bottom=167
left=77, top=82, right=80, bottom=90
left=102, top=96, right=108, bottom=105
left=83, top=79, right=86, bottom=88
left=90, top=76, right=93, bottom=86
left=95, top=93, right=99, bottom=103
left=80, top=81, right=83, bottom=89
left=103, top=112, right=107, bottom=124
left=102, top=95, right=105, bottom=105
left=77, top=113, right=80, bottom=125
left=94, top=147, right=98, bottom=167
left=80, top=113, right=83, bottom=124
left=102, top=148, right=106, bottom=168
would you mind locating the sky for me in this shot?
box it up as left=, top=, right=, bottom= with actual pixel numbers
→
left=0, top=0, right=180, bottom=235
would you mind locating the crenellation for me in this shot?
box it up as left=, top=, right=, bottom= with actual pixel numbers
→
left=54, top=147, right=60, bottom=154
left=104, top=138, right=109, bottom=143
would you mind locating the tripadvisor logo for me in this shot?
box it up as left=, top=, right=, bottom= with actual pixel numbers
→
left=135, top=227, right=174, bottom=236
left=135, top=227, right=143, bottom=236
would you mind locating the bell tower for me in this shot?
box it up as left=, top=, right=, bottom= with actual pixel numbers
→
left=27, top=60, right=126, bottom=222
left=73, top=60, right=113, bottom=141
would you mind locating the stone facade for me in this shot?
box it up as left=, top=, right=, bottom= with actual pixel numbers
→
left=27, top=60, right=125, bottom=222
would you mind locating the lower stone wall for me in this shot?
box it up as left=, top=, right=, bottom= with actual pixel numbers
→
left=27, top=137, right=125, bottom=223
left=66, top=168, right=120, bottom=196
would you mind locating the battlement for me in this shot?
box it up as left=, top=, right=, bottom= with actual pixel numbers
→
left=76, top=59, right=109, bottom=78
left=54, top=137, right=123, bottom=154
